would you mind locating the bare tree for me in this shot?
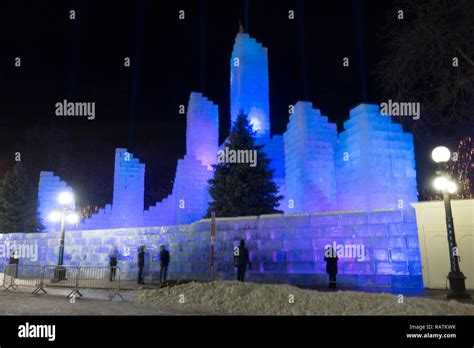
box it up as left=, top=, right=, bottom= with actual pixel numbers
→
left=376, top=0, right=474, bottom=137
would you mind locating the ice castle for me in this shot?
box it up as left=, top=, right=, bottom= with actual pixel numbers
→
left=25, top=30, right=423, bottom=288
left=39, top=30, right=417, bottom=229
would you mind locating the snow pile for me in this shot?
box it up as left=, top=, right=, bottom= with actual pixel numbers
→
left=136, top=281, right=474, bottom=315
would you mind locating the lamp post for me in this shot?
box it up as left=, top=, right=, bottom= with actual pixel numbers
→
left=431, top=146, right=471, bottom=300
left=210, top=212, right=216, bottom=281
left=48, top=191, right=78, bottom=281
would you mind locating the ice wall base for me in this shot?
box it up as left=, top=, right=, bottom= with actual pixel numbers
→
left=0, top=209, right=423, bottom=288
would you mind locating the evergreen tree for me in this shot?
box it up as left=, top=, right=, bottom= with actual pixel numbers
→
left=206, top=112, right=283, bottom=217
left=0, top=162, right=42, bottom=233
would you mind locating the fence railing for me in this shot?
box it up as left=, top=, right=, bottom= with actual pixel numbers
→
left=1, top=264, right=123, bottom=301
left=12, top=264, right=45, bottom=295
left=1, top=264, right=18, bottom=291
left=77, top=266, right=122, bottom=300
left=42, top=264, right=82, bottom=299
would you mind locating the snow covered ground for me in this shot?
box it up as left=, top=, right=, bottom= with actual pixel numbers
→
left=136, top=281, right=474, bottom=315
left=0, top=289, right=205, bottom=315
left=1, top=278, right=473, bottom=316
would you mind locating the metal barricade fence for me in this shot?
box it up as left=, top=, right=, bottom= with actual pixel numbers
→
left=2, top=264, right=124, bottom=301
left=12, top=264, right=46, bottom=295
left=1, top=264, right=17, bottom=291
left=78, top=266, right=123, bottom=300
left=42, top=264, right=81, bottom=299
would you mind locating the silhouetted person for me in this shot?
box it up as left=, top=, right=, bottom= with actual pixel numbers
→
left=8, top=249, right=19, bottom=278
left=234, top=239, right=251, bottom=282
left=159, top=245, right=170, bottom=285
left=109, top=246, right=118, bottom=281
left=324, top=246, right=339, bottom=289
left=137, top=245, right=145, bottom=284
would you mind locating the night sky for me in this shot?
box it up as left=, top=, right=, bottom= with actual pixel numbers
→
left=0, top=0, right=444, bottom=206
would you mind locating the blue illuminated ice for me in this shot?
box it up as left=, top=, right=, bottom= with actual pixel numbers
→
left=111, top=149, right=145, bottom=228
left=230, top=33, right=270, bottom=138
left=335, top=104, right=418, bottom=211
left=40, top=34, right=419, bottom=232
left=38, top=171, right=75, bottom=231
left=283, top=101, right=338, bottom=213
left=32, top=31, right=424, bottom=290
left=144, top=92, right=218, bottom=226
left=186, top=92, right=219, bottom=169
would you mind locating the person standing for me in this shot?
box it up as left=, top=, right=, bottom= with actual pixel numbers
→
left=137, top=245, right=145, bottom=284
left=109, top=246, right=118, bottom=281
left=159, top=245, right=170, bottom=286
left=233, top=239, right=251, bottom=282
left=8, top=249, right=19, bottom=278
left=324, top=246, right=339, bottom=289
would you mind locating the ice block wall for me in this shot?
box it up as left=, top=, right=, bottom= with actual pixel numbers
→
left=0, top=210, right=423, bottom=288
left=144, top=164, right=212, bottom=227
left=335, top=104, right=418, bottom=211
left=171, top=92, right=218, bottom=223
left=173, top=155, right=214, bottom=224
left=186, top=92, right=219, bottom=169
left=230, top=33, right=270, bottom=138
left=284, top=102, right=338, bottom=213
left=145, top=92, right=218, bottom=226
left=144, top=194, right=177, bottom=227
left=80, top=149, right=144, bottom=230
left=111, top=148, right=145, bottom=228
left=145, top=158, right=213, bottom=226
left=38, top=171, right=76, bottom=232
left=79, top=204, right=112, bottom=230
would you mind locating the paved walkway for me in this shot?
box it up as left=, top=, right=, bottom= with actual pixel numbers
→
left=0, top=287, right=206, bottom=315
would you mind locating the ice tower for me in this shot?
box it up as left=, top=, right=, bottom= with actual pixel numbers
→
left=186, top=92, right=219, bottom=169
left=175, top=92, right=218, bottom=222
left=144, top=92, right=218, bottom=226
left=230, top=32, right=270, bottom=138
left=284, top=102, right=338, bottom=213
left=111, top=149, right=145, bottom=228
left=229, top=30, right=287, bottom=205
left=335, top=104, right=418, bottom=211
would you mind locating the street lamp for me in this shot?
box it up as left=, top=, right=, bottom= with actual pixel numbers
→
left=49, top=191, right=78, bottom=282
left=431, top=146, right=471, bottom=299
left=58, top=191, right=74, bottom=205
